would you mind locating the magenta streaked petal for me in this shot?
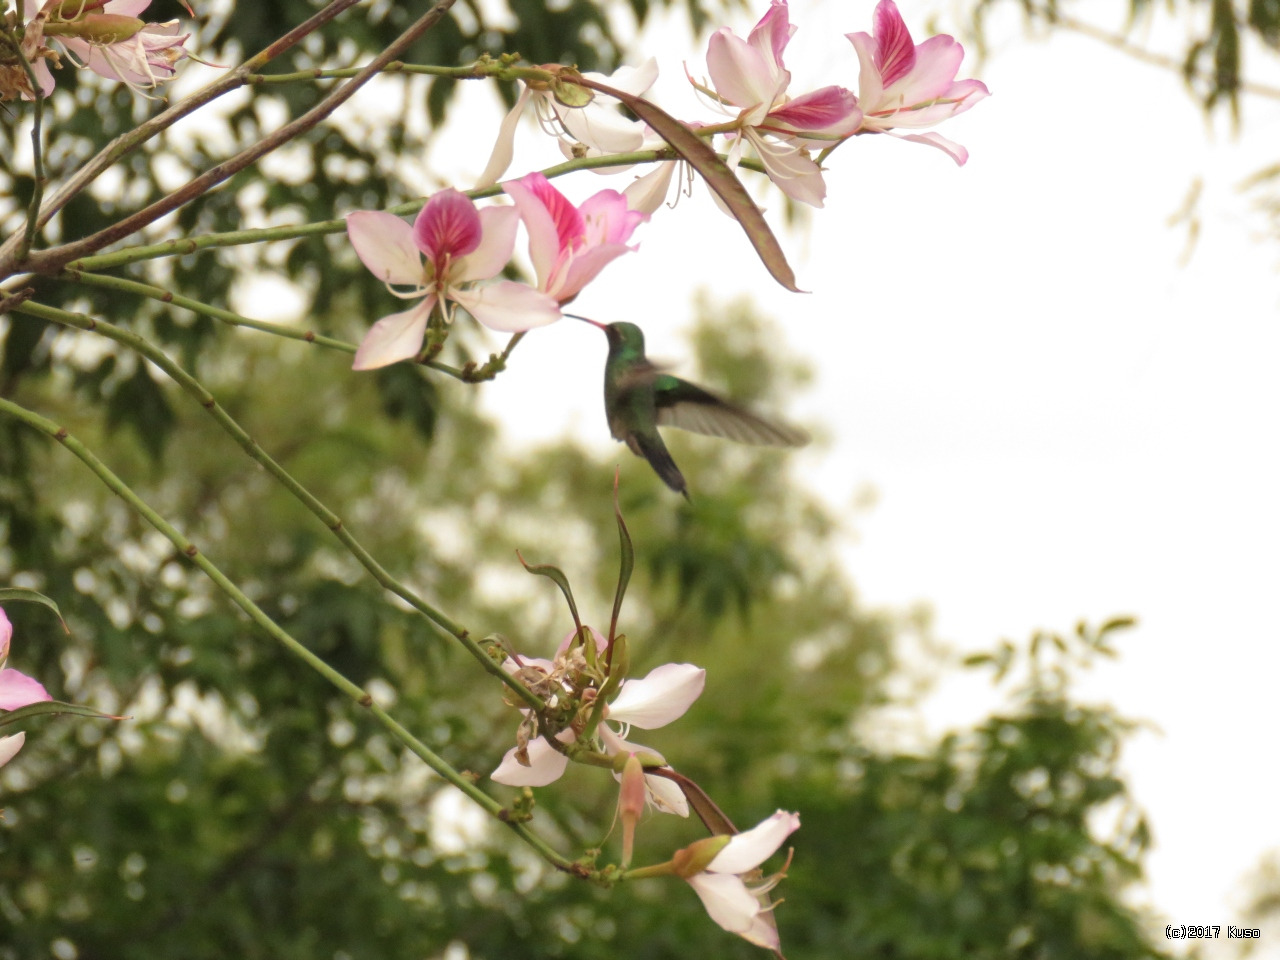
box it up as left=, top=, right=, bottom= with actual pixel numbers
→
left=456, top=205, right=519, bottom=283
left=0, top=668, right=51, bottom=710
left=491, top=735, right=571, bottom=786
left=352, top=299, right=433, bottom=370
left=346, top=211, right=423, bottom=286
left=768, top=86, right=862, bottom=135
left=872, top=0, right=917, bottom=87
left=476, top=86, right=531, bottom=188
left=520, top=174, right=583, bottom=254
left=707, top=28, right=784, bottom=119
left=454, top=281, right=560, bottom=333
left=413, top=189, right=482, bottom=264
left=846, top=31, right=885, bottom=109
left=747, top=0, right=795, bottom=69
left=503, top=178, right=560, bottom=289
left=884, top=34, right=964, bottom=104
left=895, top=130, right=970, bottom=165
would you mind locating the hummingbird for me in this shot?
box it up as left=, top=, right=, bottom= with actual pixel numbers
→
left=571, top=315, right=809, bottom=499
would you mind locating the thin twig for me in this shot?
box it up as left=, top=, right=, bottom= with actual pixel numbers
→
left=0, top=392, right=572, bottom=872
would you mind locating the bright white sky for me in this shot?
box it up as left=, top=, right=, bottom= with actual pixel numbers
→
left=447, top=0, right=1280, bottom=952
left=231, top=0, right=1278, bottom=951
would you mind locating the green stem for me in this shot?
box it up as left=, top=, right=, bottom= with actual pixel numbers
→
left=63, top=150, right=681, bottom=273
left=12, top=300, right=543, bottom=713
left=57, top=269, right=485, bottom=383
left=0, top=393, right=571, bottom=871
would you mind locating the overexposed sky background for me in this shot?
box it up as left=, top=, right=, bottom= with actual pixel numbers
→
left=456, top=0, right=1280, bottom=952
left=227, top=0, right=1279, bottom=952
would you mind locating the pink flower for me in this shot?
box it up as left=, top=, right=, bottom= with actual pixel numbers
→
left=502, top=173, right=647, bottom=305
left=23, top=0, right=189, bottom=95
left=676, top=810, right=800, bottom=951
left=0, top=607, right=53, bottom=770
left=846, top=0, right=989, bottom=164
left=345, top=189, right=560, bottom=370
left=701, top=0, right=861, bottom=206
left=492, top=628, right=704, bottom=817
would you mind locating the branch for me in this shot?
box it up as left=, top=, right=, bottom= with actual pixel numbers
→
left=11, top=0, right=460, bottom=277
left=0, top=0, right=368, bottom=276
left=11, top=298, right=543, bottom=713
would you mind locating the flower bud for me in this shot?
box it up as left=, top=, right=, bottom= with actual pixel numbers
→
left=670, top=834, right=732, bottom=879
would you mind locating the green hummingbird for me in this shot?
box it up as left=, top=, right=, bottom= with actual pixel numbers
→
left=571, top=315, right=809, bottom=499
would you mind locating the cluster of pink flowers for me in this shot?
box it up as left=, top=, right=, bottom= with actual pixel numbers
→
left=347, top=0, right=986, bottom=368
left=6, top=0, right=189, bottom=101
left=0, top=607, right=52, bottom=771
left=345, top=173, right=649, bottom=369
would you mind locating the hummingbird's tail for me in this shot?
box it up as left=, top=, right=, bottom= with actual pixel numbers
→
left=626, top=434, right=691, bottom=501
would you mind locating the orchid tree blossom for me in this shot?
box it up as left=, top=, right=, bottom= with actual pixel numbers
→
left=502, top=173, right=647, bottom=305
left=492, top=629, right=705, bottom=817
left=0, top=607, right=53, bottom=770
left=846, top=0, right=990, bottom=164
left=674, top=810, right=800, bottom=951
left=476, top=59, right=661, bottom=189
left=346, top=189, right=560, bottom=370
left=22, top=0, right=189, bottom=95
left=699, top=0, right=861, bottom=206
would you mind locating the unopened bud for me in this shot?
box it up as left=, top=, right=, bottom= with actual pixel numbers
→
left=44, top=14, right=145, bottom=45
left=618, top=753, right=645, bottom=866
left=670, top=834, right=732, bottom=879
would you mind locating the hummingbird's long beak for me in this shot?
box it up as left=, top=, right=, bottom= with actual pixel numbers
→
left=563, top=312, right=606, bottom=330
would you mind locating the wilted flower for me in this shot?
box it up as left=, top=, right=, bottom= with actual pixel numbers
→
left=345, top=189, right=560, bottom=369
left=492, top=628, right=705, bottom=816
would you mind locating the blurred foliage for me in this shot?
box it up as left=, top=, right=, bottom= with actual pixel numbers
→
left=0, top=1, right=1173, bottom=957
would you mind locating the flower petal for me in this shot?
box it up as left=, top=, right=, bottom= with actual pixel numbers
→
left=706, top=28, right=785, bottom=121
left=687, top=873, right=769, bottom=940
left=453, top=282, right=560, bottom=333
left=608, top=663, right=705, bottom=728
left=0, top=668, right=51, bottom=710
left=894, top=130, right=969, bottom=164
left=623, top=163, right=677, bottom=215
left=346, top=211, right=424, bottom=286
left=455, top=205, right=520, bottom=283
left=351, top=299, right=433, bottom=370
left=871, top=0, right=917, bottom=88
left=491, top=735, right=571, bottom=786
left=414, top=189, right=482, bottom=264
left=476, top=86, right=532, bottom=189
left=0, top=732, right=25, bottom=770
left=708, top=810, right=800, bottom=874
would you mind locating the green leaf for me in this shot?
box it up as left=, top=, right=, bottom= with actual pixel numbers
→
left=0, top=587, right=69, bottom=632
left=568, top=72, right=802, bottom=293
left=515, top=550, right=581, bottom=634
left=0, top=699, right=123, bottom=729
left=609, top=471, right=633, bottom=645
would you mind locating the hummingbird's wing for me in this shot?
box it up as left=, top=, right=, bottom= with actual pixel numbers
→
left=652, top=375, right=810, bottom=447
